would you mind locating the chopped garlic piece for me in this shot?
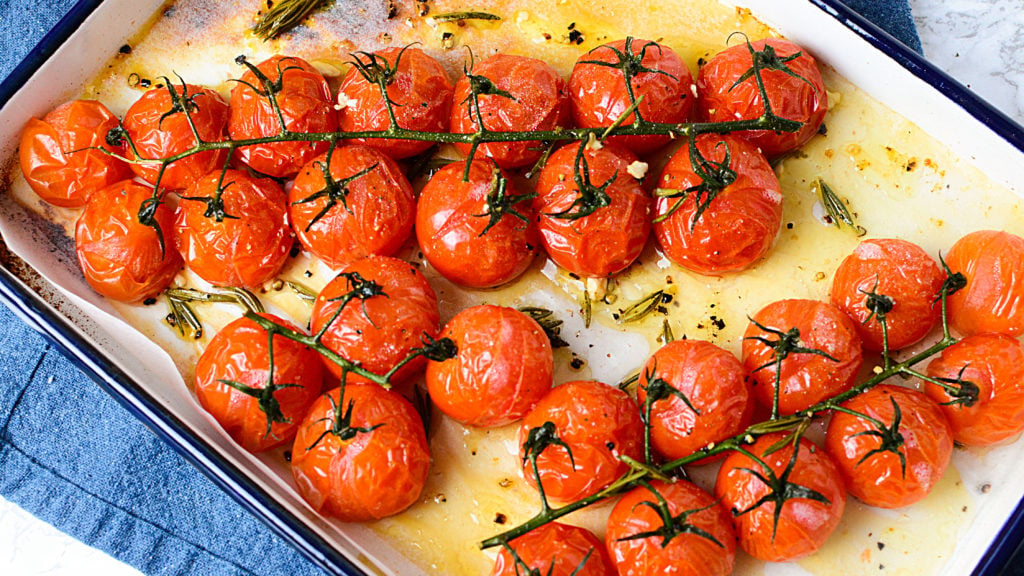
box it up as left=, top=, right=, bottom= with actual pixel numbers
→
left=627, top=160, right=649, bottom=179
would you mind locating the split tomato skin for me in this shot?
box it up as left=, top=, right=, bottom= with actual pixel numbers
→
left=74, top=180, right=182, bottom=302
left=289, top=145, right=414, bottom=271
left=173, top=169, right=292, bottom=289
left=416, top=160, right=539, bottom=288
left=492, top=522, right=614, bottom=576
left=944, top=230, right=1024, bottom=338
left=229, top=54, right=338, bottom=178
left=20, top=100, right=132, bottom=208
left=194, top=313, right=324, bottom=453
left=290, top=382, right=430, bottom=522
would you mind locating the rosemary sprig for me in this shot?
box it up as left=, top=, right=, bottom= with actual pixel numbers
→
left=252, top=0, right=330, bottom=40
left=815, top=177, right=865, bottom=235
left=430, top=11, right=501, bottom=24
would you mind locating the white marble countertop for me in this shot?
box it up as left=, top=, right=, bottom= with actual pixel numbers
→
left=2, top=1, right=1023, bottom=575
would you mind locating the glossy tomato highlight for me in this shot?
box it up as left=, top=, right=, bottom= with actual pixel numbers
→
left=944, top=230, right=1024, bottom=337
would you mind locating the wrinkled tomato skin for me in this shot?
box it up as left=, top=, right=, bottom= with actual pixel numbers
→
left=426, top=305, right=553, bottom=428
left=451, top=54, right=570, bottom=169
left=194, top=314, right=324, bottom=453
left=229, top=55, right=337, bottom=178
left=310, top=255, right=440, bottom=388
left=75, top=180, right=182, bottom=302
left=830, top=238, right=944, bottom=351
left=825, top=385, right=952, bottom=509
left=338, top=47, right=453, bottom=159
left=123, top=84, right=229, bottom=190
left=20, top=100, right=132, bottom=208
left=697, top=38, right=827, bottom=157
left=492, top=522, right=614, bottom=576
left=742, top=299, right=863, bottom=415
left=518, top=380, right=644, bottom=502
left=638, top=339, right=752, bottom=463
left=289, top=145, right=414, bottom=271
left=944, top=230, right=1024, bottom=337
left=290, top=382, right=430, bottom=521
left=606, top=479, right=736, bottom=576
left=173, top=170, right=292, bottom=289
left=534, top=143, right=651, bottom=278
left=715, top=433, right=846, bottom=562
left=416, top=160, right=540, bottom=288
left=653, top=134, right=782, bottom=274
left=924, top=333, right=1024, bottom=446
left=570, top=38, right=695, bottom=155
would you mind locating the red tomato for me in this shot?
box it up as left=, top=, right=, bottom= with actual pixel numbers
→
left=533, top=142, right=651, bottom=278
left=229, top=55, right=337, bottom=178
left=569, top=38, right=695, bottom=155
left=289, top=145, right=414, bottom=271
left=338, top=47, right=453, bottom=159
left=697, top=38, right=827, bottom=157
left=173, top=169, right=292, bottom=289
left=715, top=433, right=846, bottom=562
left=426, top=305, right=553, bottom=428
left=637, top=339, right=752, bottom=463
left=924, top=333, right=1024, bottom=446
left=653, top=134, right=782, bottom=274
left=19, top=100, right=132, bottom=208
left=310, top=255, right=440, bottom=388
left=75, top=180, right=181, bottom=302
left=492, top=522, right=614, bottom=576
left=944, top=230, right=1024, bottom=337
left=122, top=83, right=229, bottom=190
left=290, top=382, right=430, bottom=521
left=824, top=385, right=952, bottom=508
left=742, top=299, right=863, bottom=415
left=450, top=53, right=570, bottom=169
left=830, top=238, right=945, bottom=351
left=416, top=160, right=540, bottom=288
left=518, top=380, right=643, bottom=502
left=194, top=313, right=323, bottom=452
left=605, top=479, right=736, bottom=576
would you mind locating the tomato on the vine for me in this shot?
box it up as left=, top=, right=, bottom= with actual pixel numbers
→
left=173, top=169, right=292, bottom=289
left=652, top=134, right=782, bottom=274
left=19, top=100, right=132, bottom=208
left=229, top=54, right=337, bottom=178
left=944, top=229, right=1024, bottom=337
left=75, top=180, right=181, bottom=302
left=416, top=160, right=539, bottom=288
left=290, top=381, right=430, bottom=521
left=289, top=144, right=414, bottom=271
left=194, top=313, right=323, bottom=453
left=492, top=522, right=614, bottom=576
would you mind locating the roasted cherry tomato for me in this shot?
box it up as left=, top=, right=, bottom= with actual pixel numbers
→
left=924, top=333, right=1024, bottom=446
left=697, top=38, right=827, bottom=157
left=194, top=313, right=323, bottom=453
left=338, top=46, right=453, bottom=159
left=742, top=299, right=863, bottom=415
left=426, top=305, right=553, bottom=428
left=310, top=255, right=440, bottom=388
left=944, top=230, right=1024, bottom=337
left=518, top=380, right=643, bottom=503
left=122, top=82, right=229, bottom=190
left=450, top=53, right=570, bottom=169
left=830, top=238, right=944, bottom=351
left=715, top=433, right=846, bottom=562
left=289, top=145, right=414, bottom=271
left=569, top=38, right=695, bottom=155
left=825, top=384, right=952, bottom=508
left=75, top=180, right=181, bottom=302
left=653, top=134, right=782, bottom=274
left=533, top=142, right=651, bottom=278
left=173, top=169, right=292, bottom=289
left=492, top=522, right=614, bottom=576
left=605, top=479, right=736, bottom=576
left=229, top=55, right=337, bottom=178
left=416, top=160, right=539, bottom=288
left=637, top=339, right=752, bottom=463
left=19, top=100, right=132, bottom=208
left=290, top=381, right=430, bottom=521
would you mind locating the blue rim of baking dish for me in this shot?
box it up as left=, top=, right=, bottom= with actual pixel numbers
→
left=0, top=1, right=1022, bottom=575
